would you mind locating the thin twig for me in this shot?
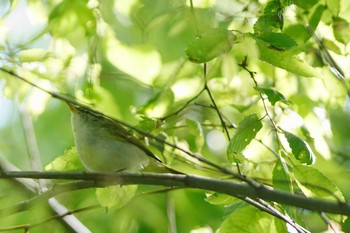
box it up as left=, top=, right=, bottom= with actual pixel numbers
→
left=160, top=87, right=205, bottom=121
left=203, top=64, right=231, bottom=139
left=0, top=205, right=98, bottom=232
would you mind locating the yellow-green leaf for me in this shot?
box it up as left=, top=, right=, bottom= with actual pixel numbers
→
left=96, top=185, right=137, bottom=209
left=219, top=205, right=287, bottom=233
left=254, top=86, right=290, bottom=106
left=45, top=147, right=84, bottom=171
left=282, top=130, right=316, bottom=165
left=294, top=165, right=345, bottom=202
left=186, top=28, right=234, bottom=63
left=257, top=42, right=319, bottom=77
left=228, top=113, right=262, bottom=155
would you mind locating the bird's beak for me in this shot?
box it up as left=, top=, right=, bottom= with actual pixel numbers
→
left=66, top=102, right=78, bottom=112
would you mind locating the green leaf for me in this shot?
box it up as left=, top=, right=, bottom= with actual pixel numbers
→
left=186, top=118, right=204, bottom=152
left=326, top=0, right=340, bottom=15
left=228, top=113, right=262, bottom=155
left=273, top=159, right=292, bottom=192
left=137, top=116, right=158, bottom=132
left=281, top=0, right=293, bottom=6
left=254, top=1, right=284, bottom=33
left=254, top=15, right=283, bottom=33
left=294, top=0, right=318, bottom=9
left=282, top=130, right=316, bottom=165
left=309, top=5, right=326, bottom=30
left=332, top=17, right=350, bottom=44
left=185, top=28, right=234, bottom=63
left=45, top=147, right=84, bottom=171
left=18, top=49, right=50, bottom=62
left=218, top=205, right=287, bottom=233
left=255, top=32, right=297, bottom=50
left=257, top=41, right=319, bottom=77
left=264, top=1, right=282, bottom=15
left=322, top=38, right=342, bottom=55
left=284, top=24, right=311, bottom=45
left=254, top=86, right=290, bottom=106
left=205, top=192, right=238, bottom=206
left=48, top=0, right=96, bottom=37
left=96, top=185, right=138, bottom=209
left=294, top=165, right=345, bottom=201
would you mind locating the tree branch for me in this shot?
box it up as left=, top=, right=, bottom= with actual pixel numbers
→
left=0, top=171, right=349, bottom=216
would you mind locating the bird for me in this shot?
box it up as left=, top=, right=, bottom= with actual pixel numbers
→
left=67, top=102, right=178, bottom=173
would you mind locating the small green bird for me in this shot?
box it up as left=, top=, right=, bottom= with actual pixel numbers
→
left=68, top=103, right=176, bottom=173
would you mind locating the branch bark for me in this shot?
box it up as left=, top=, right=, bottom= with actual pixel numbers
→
left=0, top=171, right=349, bottom=216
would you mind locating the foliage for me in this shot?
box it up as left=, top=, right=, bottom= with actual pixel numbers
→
left=1, top=0, right=350, bottom=232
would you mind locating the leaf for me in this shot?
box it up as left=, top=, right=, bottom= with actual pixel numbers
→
left=218, top=205, right=287, bottom=233
left=254, top=15, right=283, bottom=33
left=257, top=41, right=319, bottom=77
left=332, top=17, right=350, bottom=44
left=185, top=28, right=234, bottom=63
left=254, top=86, right=290, bottom=106
left=309, top=4, right=326, bottom=30
left=228, top=113, right=262, bottom=155
left=205, top=192, right=238, bottom=206
left=45, top=147, right=84, bottom=171
left=96, top=185, right=138, bottom=209
left=294, top=165, right=345, bottom=201
left=284, top=24, right=311, bottom=45
left=48, top=0, right=95, bottom=37
left=253, top=1, right=284, bottom=33
left=186, top=118, right=204, bottom=152
left=255, top=32, right=297, bottom=50
left=322, top=38, right=342, bottom=55
left=138, top=116, right=158, bottom=132
left=264, top=1, right=282, bottom=15
left=18, top=49, right=50, bottom=62
left=294, top=0, right=318, bottom=9
left=273, top=159, right=292, bottom=192
left=282, top=130, right=316, bottom=165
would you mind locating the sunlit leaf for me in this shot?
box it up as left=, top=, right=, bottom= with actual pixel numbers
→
left=254, top=86, right=290, bottom=106
left=294, top=165, right=345, bottom=201
left=326, top=0, right=340, bottom=15
left=284, top=24, right=311, bottom=44
left=321, top=38, right=342, bottom=55
left=255, top=32, right=297, bottom=50
left=228, top=113, right=262, bottom=155
left=257, top=42, right=319, bottom=77
left=309, top=4, right=326, bottom=30
left=45, top=147, right=84, bottom=171
left=96, top=185, right=138, bottom=209
left=18, top=49, right=50, bottom=62
left=282, top=130, right=316, bottom=165
left=218, top=205, right=287, bottom=233
left=205, top=192, right=238, bottom=206
left=332, top=17, right=350, bottom=44
left=186, top=28, right=234, bottom=63
left=48, top=0, right=96, bottom=37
